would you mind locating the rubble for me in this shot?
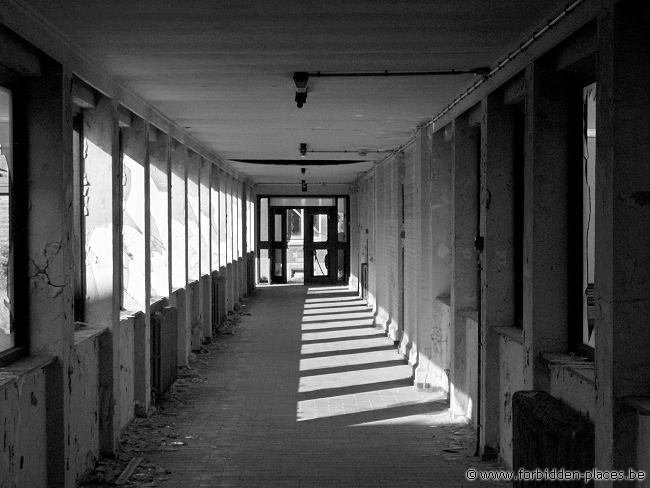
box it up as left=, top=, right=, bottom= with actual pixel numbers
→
left=78, top=303, right=248, bottom=487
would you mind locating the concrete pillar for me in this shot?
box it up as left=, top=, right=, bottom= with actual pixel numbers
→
left=386, top=153, right=404, bottom=342
left=22, top=62, right=74, bottom=487
left=80, top=95, right=120, bottom=453
left=170, top=142, right=189, bottom=365
left=348, top=188, right=359, bottom=292
left=595, top=0, right=650, bottom=477
left=121, top=116, right=150, bottom=412
left=186, top=152, right=201, bottom=348
left=241, top=184, right=248, bottom=297
left=199, top=159, right=212, bottom=339
left=399, top=143, right=417, bottom=365
left=427, top=128, right=452, bottom=391
left=450, top=112, right=480, bottom=417
left=522, top=61, right=570, bottom=389
left=414, top=127, right=436, bottom=390
left=479, top=93, right=516, bottom=457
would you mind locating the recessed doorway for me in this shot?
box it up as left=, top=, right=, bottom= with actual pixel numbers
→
left=258, top=196, right=349, bottom=285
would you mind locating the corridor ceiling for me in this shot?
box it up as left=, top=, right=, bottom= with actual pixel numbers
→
left=23, top=0, right=565, bottom=183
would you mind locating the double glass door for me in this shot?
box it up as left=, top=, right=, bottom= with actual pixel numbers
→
left=269, top=207, right=338, bottom=284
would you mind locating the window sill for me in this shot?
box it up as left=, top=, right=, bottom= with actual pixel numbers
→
left=541, top=352, right=595, bottom=384
left=73, top=322, right=108, bottom=346
left=494, top=326, right=524, bottom=345
left=0, top=354, right=56, bottom=389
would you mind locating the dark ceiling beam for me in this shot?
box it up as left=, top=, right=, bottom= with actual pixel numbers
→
left=230, top=159, right=366, bottom=166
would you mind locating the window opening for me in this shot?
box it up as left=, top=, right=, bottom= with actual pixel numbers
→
left=0, top=87, right=12, bottom=352
left=582, top=82, right=596, bottom=349
left=513, top=103, right=525, bottom=329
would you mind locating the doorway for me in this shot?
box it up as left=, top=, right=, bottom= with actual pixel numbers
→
left=259, top=196, right=349, bottom=285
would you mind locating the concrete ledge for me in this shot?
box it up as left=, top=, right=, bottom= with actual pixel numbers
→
left=541, top=352, right=595, bottom=384
left=73, top=322, right=109, bottom=346
left=494, top=326, right=524, bottom=345
left=0, top=354, right=56, bottom=388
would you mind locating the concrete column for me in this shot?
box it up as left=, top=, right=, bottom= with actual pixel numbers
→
left=186, top=152, right=201, bottom=348
left=522, top=61, right=570, bottom=389
left=121, top=116, right=150, bottom=412
left=450, top=112, right=480, bottom=417
left=21, top=62, right=74, bottom=488
left=348, top=188, right=359, bottom=292
left=81, top=95, right=120, bottom=453
left=479, top=94, right=516, bottom=457
left=170, top=142, right=189, bottom=365
left=241, top=184, right=248, bottom=296
left=427, top=128, right=452, bottom=391
left=595, top=0, right=650, bottom=477
left=199, top=159, right=212, bottom=339
left=414, top=127, right=436, bottom=390
left=387, top=153, right=404, bottom=342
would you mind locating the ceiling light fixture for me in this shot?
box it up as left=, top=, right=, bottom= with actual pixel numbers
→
left=293, top=72, right=309, bottom=108
left=305, top=148, right=390, bottom=156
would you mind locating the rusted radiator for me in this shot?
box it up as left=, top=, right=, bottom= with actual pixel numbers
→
left=150, top=305, right=178, bottom=398
left=212, top=271, right=227, bottom=328
left=513, top=391, right=594, bottom=487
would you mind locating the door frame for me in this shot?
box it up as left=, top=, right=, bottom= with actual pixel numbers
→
left=258, top=196, right=350, bottom=286
left=269, top=207, right=287, bottom=284
left=304, top=206, right=337, bottom=284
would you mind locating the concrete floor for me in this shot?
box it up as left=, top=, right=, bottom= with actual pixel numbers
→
left=143, top=285, right=504, bottom=487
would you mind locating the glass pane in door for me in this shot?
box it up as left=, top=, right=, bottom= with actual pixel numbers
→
left=273, top=248, right=283, bottom=277
left=312, top=213, right=328, bottom=242
left=274, top=214, right=282, bottom=242
left=312, top=249, right=328, bottom=277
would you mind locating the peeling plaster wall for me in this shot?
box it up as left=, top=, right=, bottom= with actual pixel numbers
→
left=548, top=365, right=596, bottom=419
left=431, top=298, right=451, bottom=393
left=68, top=332, right=103, bottom=484
left=118, top=315, right=135, bottom=430
left=0, top=359, right=50, bottom=488
left=451, top=314, right=479, bottom=423
left=83, top=97, right=116, bottom=328
left=498, top=334, right=524, bottom=470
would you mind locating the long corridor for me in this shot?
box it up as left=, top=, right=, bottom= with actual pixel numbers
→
left=144, top=285, right=502, bottom=487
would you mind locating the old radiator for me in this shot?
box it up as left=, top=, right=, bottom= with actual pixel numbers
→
left=150, top=304, right=178, bottom=398
left=513, top=391, right=594, bottom=487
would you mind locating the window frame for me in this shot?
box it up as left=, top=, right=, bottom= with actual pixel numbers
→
left=0, top=73, right=26, bottom=364
left=567, top=68, right=597, bottom=358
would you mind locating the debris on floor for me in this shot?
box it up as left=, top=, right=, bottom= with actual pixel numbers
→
left=78, top=303, right=249, bottom=487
